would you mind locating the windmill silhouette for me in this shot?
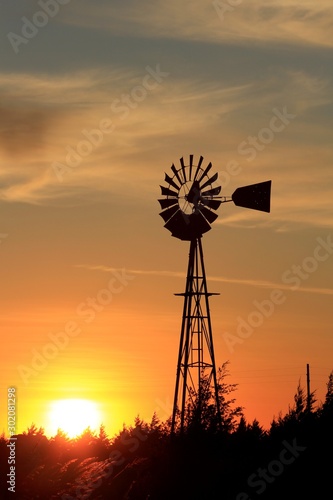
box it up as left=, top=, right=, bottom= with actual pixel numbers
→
left=159, top=155, right=271, bottom=433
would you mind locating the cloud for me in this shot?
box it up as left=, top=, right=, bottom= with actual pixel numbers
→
left=61, top=0, right=333, bottom=48
left=0, top=69, right=144, bottom=203
left=75, top=264, right=333, bottom=296
left=0, top=103, right=58, bottom=156
left=0, top=64, right=331, bottom=235
left=0, top=70, right=254, bottom=204
left=0, top=71, right=100, bottom=160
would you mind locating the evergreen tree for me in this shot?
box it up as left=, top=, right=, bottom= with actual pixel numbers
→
left=183, top=361, right=243, bottom=433
left=324, top=370, right=333, bottom=409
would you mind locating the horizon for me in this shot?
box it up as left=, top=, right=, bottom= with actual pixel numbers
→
left=2, top=360, right=331, bottom=439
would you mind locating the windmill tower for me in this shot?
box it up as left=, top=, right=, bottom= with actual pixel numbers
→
left=159, top=155, right=271, bottom=434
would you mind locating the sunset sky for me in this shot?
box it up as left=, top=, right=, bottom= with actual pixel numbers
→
left=1, top=1, right=333, bottom=438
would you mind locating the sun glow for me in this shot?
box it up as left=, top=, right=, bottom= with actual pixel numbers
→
left=47, top=399, right=102, bottom=438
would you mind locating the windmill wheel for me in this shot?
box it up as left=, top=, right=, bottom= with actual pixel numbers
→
left=158, top=155, right=222, bottom=241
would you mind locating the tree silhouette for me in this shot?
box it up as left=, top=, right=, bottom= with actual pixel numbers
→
left=1, top=368, right=333, bottom=499
left=23, top=423, right=45, bottom=436
left=323, top=370, right=333, bottom=409
left=182, top=361, right=243, bottom=434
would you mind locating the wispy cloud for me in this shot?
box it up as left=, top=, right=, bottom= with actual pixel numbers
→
left=0, top=71, right=256, bottom=204
left=62, top=0, right=333, bottom=48
left=75, top=264, right=333, bottom=296
left=0, top=64, right=331, bottom=235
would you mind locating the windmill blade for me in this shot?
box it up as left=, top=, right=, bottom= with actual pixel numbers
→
left=164, top=172, right=180, bottom=191
left=197, top=162, right=212, bottom=184
left=193, top=156, right=204, bottom=181
left=159, top=204, right=180, bottom=223
left=200, top=172, right=219, bottom=191
left=171, top=164, right=183, bottom=185
left=201, top=186, right=221, bottom=197
left=160, top=185, right=178, bottom=198
left=201, top=198, right=222, bottom=210
left=189, top=154, right=194, bottom=179
left=180, top=157, right=187, bottom=183
left=232, top=180, right=272, bottom=213
left=164, top=208, right=211, bottom=241
left=158, top=198, right=178, bottom=210
left=164, top=211, right=191, bottom=240
left=188, top=211, right=211, bottom=235
left=199, top=206, right=218, bottom=224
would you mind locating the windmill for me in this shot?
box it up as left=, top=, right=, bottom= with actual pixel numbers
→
left=158, top=155, right=271, bottom=434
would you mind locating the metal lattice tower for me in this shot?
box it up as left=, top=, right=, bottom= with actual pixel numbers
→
left=172, top=237, right=221, bottom=433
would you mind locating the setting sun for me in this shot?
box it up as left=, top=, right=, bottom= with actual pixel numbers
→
left=47, top=399, right=102, bottom=438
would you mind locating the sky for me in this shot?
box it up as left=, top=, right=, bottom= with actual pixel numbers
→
left=1, top=0, right=333, bottom=438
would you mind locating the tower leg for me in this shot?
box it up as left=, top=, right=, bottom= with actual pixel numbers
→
left=171, top=237, right=222, bottom=434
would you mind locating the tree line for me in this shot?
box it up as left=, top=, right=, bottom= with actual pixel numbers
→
left=1, top=363, right=332, bottom=499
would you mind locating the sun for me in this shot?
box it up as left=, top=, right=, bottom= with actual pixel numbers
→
left=47, top=399, right=102, bottom=438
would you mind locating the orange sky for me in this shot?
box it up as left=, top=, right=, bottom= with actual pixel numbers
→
left=1, top=1, right=333, bottom=438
